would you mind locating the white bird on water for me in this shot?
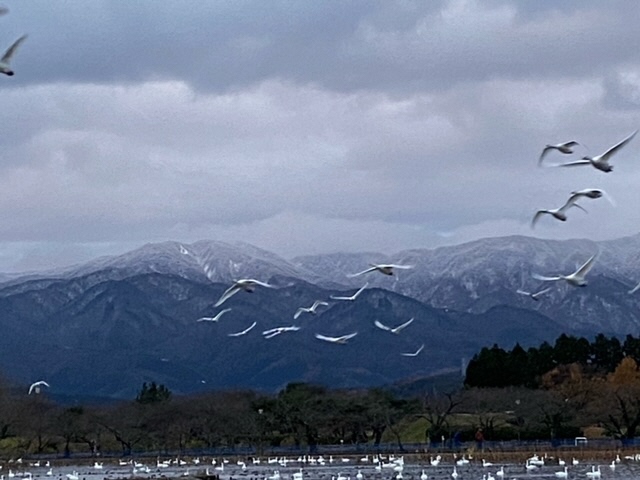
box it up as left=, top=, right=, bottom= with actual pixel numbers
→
left=294, top=300, right=329, bottom=319
left=585, top=465, right=601, bottom=478
left=214, top=279, right=275, bottom=307
left=557, top=130, right=637, bottom=172
left=28, top=380, right=50, bottom=395
left=516, top=287, right=551, bottom=301
left=330, top=283, right=369, bottom=301
left=228, top=321, right=257, bottom=337
left=531, top=196, right=587, bottom=228
left=314, top=332, right=358, bottom=344
left=400, top=344, right=424, bottom=357
left=539, top=140, right=580, bottom=165
left=374, top=317, right=414, bottom=334
left=196, top=308, right=232, bottom=322
left=348, top=264, right=413, bottom=277
left=0, top=34, right=27, bottom=76
left=533, top=254, right=597, bottom=287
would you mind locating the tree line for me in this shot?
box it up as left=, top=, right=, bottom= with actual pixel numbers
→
left=3, top=333, right=640, bottom=457
left=465, top=333, right=637, bottom=388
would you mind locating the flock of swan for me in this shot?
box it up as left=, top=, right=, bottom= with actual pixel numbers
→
left=187, top=248, right=421, bottom=353
left=528, top=130, right=639, bottom=297
left=2, top=452, right=638, bottom=480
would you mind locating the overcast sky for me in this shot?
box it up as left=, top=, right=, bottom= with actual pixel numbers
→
left=1, top=0, right=640, bottom=271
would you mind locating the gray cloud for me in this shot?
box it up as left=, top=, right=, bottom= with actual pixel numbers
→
left=0, top=1, right=639, bottom=271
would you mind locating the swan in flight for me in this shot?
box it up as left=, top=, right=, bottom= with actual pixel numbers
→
left=196, top=308, right=232, bottom=322
left=533, top=254, right=597, bottom=287
left=214, top=279, right=275, bottom=307
left=568, top=188, right=616, bottom=206
left=28, top=380, right=50, bottom=395
left=262, top=326, right=300, bottom=339
left=0, top=34, right=27, bottom=76
left=557, top=130, right=637, bottom=172
left=294, top=300, right=329, bottom=319
left=330, top=283, right=368, bottom=301
left=401, top=344, right=424, bottom=357
left=374, top=317, right=414, bottom=334
left=539, top=141, right=580, bottom=165
left=516, top=287, right=551, bottom=301
left=228, top=321, right=257, bottom=337
left=531, top=197, right=587, bottom=228
left=314, top=332, right=358, bottom=344
left=348, top=264, right=413, bottom=277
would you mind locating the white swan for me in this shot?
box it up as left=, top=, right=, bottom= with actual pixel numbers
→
left=400, top=344, right=424, bottom=357
left=314, top=332, right=358, bottom=344
left=554, top=467, right=568, bottom=478
left=348, top=264, right=413, bottom=277
left=197, top=307, right=232, bottom=322
left=558, top=130, right=637, bottom=172
left=214, top=279, right=275, bottom=307
left=539, top=141, right=580, bottom=165
left=262, top=326, right=300, bottom=339
left=585, top=465, right=601, bottom=478
left=516, top=287, right=551, bottom=301
left=533, top=254, right=597, bottom=287
left=531, top=196, right=587, bottom=228
left=28, top=380, right=50, bottom=395
left=568, top=188, right=616, bottom=206
left=294, top=300, right=328, bottom=319
left=228, top=321, right=257, bottom=337
left=374, top=317, right=414, bottom=334
left=0, top=34, right=27, bottom=76
left=330, top=283, right=368, bottom=301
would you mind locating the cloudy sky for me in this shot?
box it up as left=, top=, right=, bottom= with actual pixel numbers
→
left=1, top=0, right=640, bottom=271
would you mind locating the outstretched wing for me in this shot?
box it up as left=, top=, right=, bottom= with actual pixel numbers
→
left=555, top=160, right=591, bottom=168
left=393, top=317, right=415, bottom=333
left=228, top=321, right=257, bottom=337
left=538, top=146, right=554, bottom=165
left=314, top=333, right=336, bottom=343
left=600, top=130, right=638, bottom=162
left=1, top=34, right=27, bottom=64
left=629, top=282, right=640, bottom=295
left=532, top=287, right=552, bottom=298
left=532, top=273, right=562, bottom=282
left=242, top=279, right=275, bottom=288
left=575, top=254, right=597, bottom=277
left=347, top=266, right=378, bottom=277
left=214, top=284, right=240, bottom=307
left=401, top=344, right=424, bottom=357
left=387, top=264, right=414, bottom=270
left=312, top=300, right=328, bottom=309
left=516, top=289, right=531, bottom=296
left=531, top=210, right=547, bottom=229
left=374, top=320, right=391, bottom=331
left=293, top=308, right=305, bottom=320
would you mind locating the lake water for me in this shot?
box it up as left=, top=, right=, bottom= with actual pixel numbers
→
left=6, top=457, right=640, bottom=480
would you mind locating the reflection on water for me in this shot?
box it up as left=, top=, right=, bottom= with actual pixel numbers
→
left=6, top=458, right=640, bottom=480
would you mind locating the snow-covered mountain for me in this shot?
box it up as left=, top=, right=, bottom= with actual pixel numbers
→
left=294, top=234, right=640, bottom=334
left=0, top=233, right=639, bottom=399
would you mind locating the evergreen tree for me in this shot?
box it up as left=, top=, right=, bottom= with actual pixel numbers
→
left=135, top=381, right=171, bottom=404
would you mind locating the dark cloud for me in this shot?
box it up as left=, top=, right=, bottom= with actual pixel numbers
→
left=0, top=1, right=638, bottom=271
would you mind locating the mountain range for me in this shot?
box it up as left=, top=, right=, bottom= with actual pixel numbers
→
left=3, top=233, right=640, bottom=400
